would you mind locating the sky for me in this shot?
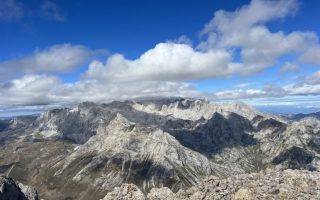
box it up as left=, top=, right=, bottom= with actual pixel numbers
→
left=1, top=0, right=320, bottom=117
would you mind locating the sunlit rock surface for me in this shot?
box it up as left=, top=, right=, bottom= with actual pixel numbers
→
left=0, top=98, right=319, bottom=199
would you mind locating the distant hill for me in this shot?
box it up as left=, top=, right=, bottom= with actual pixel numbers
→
left=282, top=111, right=320, bottom=121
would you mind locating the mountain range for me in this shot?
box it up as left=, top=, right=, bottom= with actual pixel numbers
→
left=0, top=98, right=319, bottom=200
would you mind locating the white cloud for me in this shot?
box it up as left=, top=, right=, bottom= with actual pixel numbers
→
left=0, top=74, right=202, bottom=106
left=214, top=70, right=320, bottom=101
left=166, top=35, right=193, bottom=46
left=1, top=0, right=320, bottom=112
left=201, top=0, right=298, bottom=36
left=85, top=43, right=242, bottom=81
left=0, top=44, right=106, bottom=80
left=283, top=70, right=320, bottom=95
left=0, top=74, right=60, bottom=105
left=214, top=89, right=267, bottom=100
left=286, top=84, right=320, bottom=96
left=299, top=46, right=320, bottom=65
left=199, top=0, right=320, bottom=75
left=213, top=83, right=287, bottom=100
left=233, top=82, right=255, bottom=88
left=55, top=80, right=200, bottom=104
left=304, top=70, right=320, bottom=85
left=1, top=70, right=320, bottom=111
left=79, top=0, right=319, bottom=96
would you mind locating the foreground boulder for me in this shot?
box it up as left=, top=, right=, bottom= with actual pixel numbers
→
left=0, top=176, right=38, bottom=200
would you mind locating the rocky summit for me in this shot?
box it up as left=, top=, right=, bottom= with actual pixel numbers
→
left=104, top=169, right=320, bottom=200
left=0, top=98, right=319, bottom=199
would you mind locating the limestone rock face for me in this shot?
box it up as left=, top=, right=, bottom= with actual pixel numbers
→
left=1, top=98, right=320, bottom=200
left=8, top=116, right=37, bottom=130
left=131, top=98, right=266, bottom=121
left=54, top=113, right=213, bottom=192
left=0, top=176, right=38, bottom=200
left=33, top=103, right=111, bottom=143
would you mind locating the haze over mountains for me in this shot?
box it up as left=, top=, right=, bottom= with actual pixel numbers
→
left=0, top=98, right=320, bottom=199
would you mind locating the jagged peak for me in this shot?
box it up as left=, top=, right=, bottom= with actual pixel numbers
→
left=106, top=113, right=136, bottom=131
left=221, top=101, right=259, bottom=119
left=209, top=112, right=225, bottom=120
left=113, top=113, right=131, bottom=124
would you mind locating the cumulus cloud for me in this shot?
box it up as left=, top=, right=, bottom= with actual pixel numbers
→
left=304, top=71, right=320, bottom=85
left=0, top=44, right=106, bottom=80
left=1, top=0, right=320, bottom=112
left=85, top=43, right=242, bottom=81
left=80, top=0, right=319, bottom=93
left=200, top=0, right=298, bottom=36
left=299, top=46, right=320, bottom=65
left=166, top=35, right=193, bottom=46
left=283, top=70, right=320, bottom=96
left=213, top=83, right=287, bottom=100
left=56, top=80, right=200, bottom=104
left=286, top=84, right=320, bottom=96
left=214, top=70, right=320, bottom=101
left=199, top=0, right=320, bottom=75
left=0, top=66, right=319, bottom=110
left=213, top=89, right=267, bottom=100
left=0, top=74, right=60, bottom=105
left=0, top=74, right=201, bottom=106
left=83, top=0, right=320, bottom=82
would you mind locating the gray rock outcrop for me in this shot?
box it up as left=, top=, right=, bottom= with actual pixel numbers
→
left=0, top=176, right=38, bottom=200
left=101, top=184, right=145, bottom=200
left=1, top=98, right=319, bottom=199
left=104, top=169, right=320, bottom=200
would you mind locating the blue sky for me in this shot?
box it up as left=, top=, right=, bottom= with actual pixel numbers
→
left=1, top=0, right=320, bottom=116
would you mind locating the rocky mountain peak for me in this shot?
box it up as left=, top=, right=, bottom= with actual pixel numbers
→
left=1, top=98, right=320, bottom=199
left=222, top=102, right=261, bottom=120
left=109, top=113, right=135, bottom=129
